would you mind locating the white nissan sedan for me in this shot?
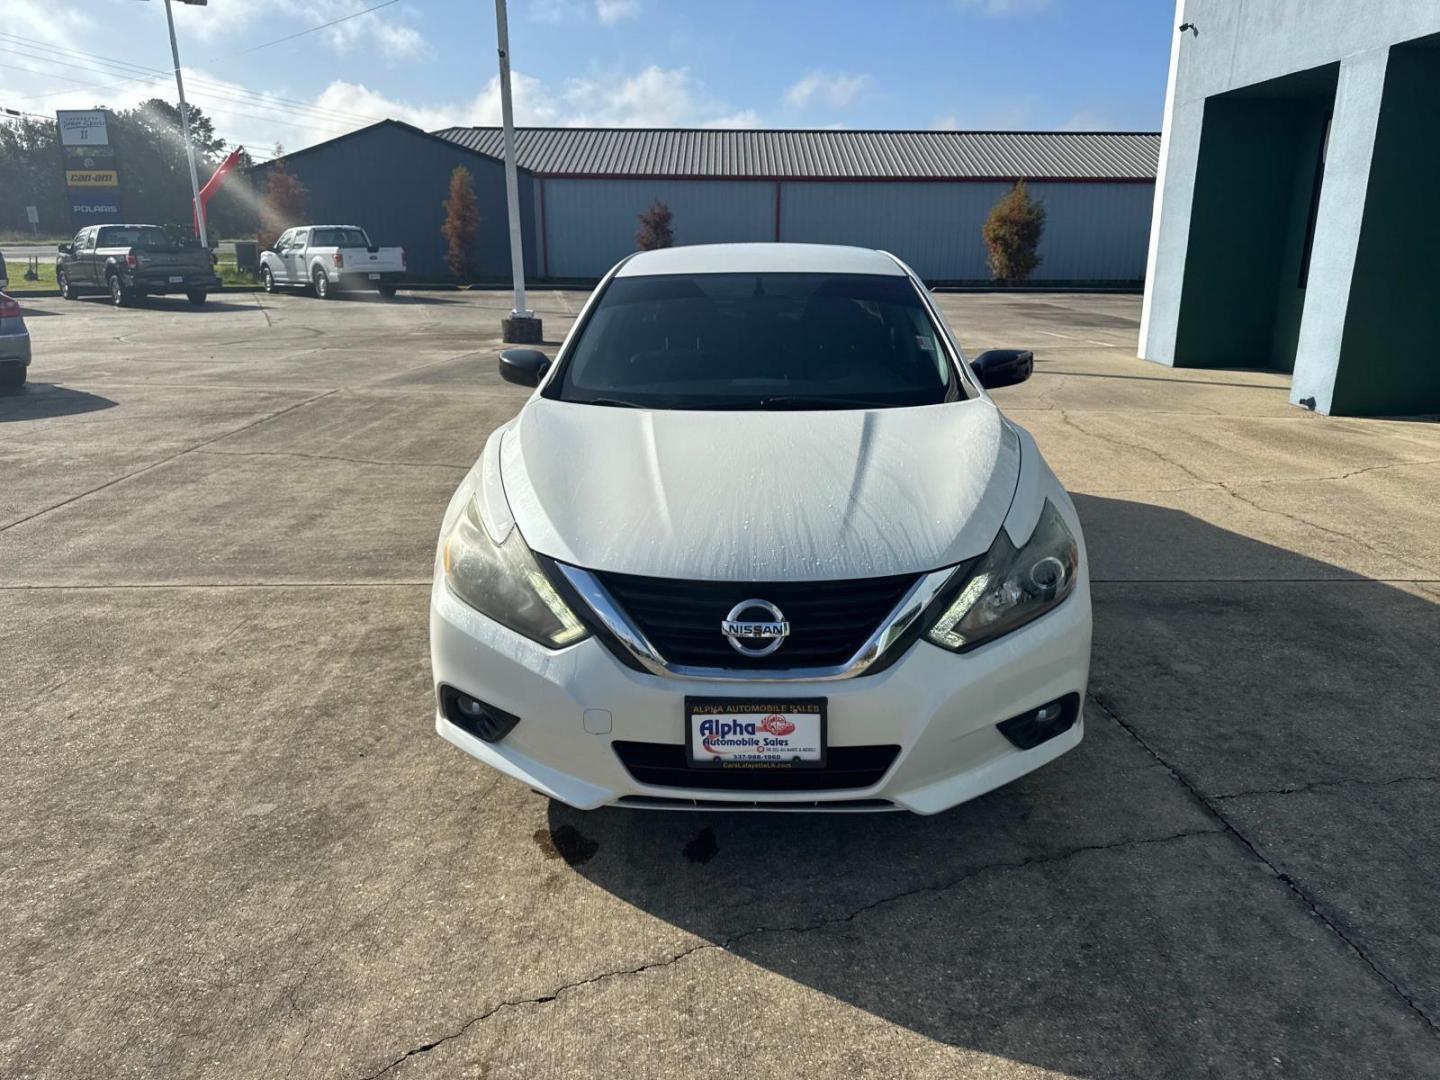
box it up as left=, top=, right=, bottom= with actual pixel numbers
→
left=429, top=244, right=1090, bottom=814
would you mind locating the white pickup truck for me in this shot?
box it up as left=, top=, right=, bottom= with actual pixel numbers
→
left=259, top=225, right=406, bottom=299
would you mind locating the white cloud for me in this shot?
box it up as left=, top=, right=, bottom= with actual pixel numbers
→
left=7, top=0, right=94, bottom=47
left=951, top=0, right=1053, bottom=15
left=529, top=0, right=639, bottom=24
left=784, top=71, right=872, bottom=110
left=0, top=54, right=753, bottom=157
left=703, top=110, right=762, bottom=129
left=173, top=0, right=429, bottom=60
left=1060, top=108, right=1110, bottom=131
left=594, top=0, right=640, bottom=24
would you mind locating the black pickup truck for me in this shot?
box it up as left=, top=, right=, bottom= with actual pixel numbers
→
left=56, top=224, right=220, bottom=307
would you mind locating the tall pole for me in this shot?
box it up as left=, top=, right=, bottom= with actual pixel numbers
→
left=494, top=0, right=540, bottom=343
left=162, top=0, right=207, bottom=247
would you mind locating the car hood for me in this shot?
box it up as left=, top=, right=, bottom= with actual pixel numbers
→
left=500, top=397, right=1020, bottom=582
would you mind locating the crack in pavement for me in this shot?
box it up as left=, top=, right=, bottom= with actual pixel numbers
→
left=1055, top=412, right=1423, bottom=568
left=1213, top=773, right=1440, bottom=801
left=1087, top=691, right=1439, bottom=1037
left=0, top=389, right=338, bottom=535
left=1080, top=455, right=1440, bottom=497
left=352, top=825, right=1219, bottom=1079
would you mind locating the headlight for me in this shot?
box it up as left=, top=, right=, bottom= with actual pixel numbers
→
left=926, top=499, right=1078, bottom=651
left=442, top=495, right=588, bottom=648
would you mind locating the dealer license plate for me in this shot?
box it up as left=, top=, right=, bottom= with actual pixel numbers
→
left=368, top=273, right=381, bottom=280
left=168, top=276, right=184, bottom=283
left=685, top=698, right=826, bottom=769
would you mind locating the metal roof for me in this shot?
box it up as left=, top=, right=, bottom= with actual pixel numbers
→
left=432, top=127, right=1160, bottom=181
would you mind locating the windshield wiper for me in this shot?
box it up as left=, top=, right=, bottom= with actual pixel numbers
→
left=574, top=396, right=643, bottom=408
left=757, top=395, right=904, bottom=410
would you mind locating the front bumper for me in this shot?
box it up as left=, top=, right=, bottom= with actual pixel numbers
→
left=429, top=570, right=1091, bottom=815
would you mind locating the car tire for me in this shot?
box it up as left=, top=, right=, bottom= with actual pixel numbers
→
left=378, top=285, right=398, bottom=298
left=0, top=365, right=24, bottom=393
left=261, top=266, right=275, bottom=293
left=108, top=275, right=130, bottom=307
left=58, top=269, right=76, bottom=300
left=312, top=269, right=330, bottom=300
left=187, top=290, right=208, bottom=306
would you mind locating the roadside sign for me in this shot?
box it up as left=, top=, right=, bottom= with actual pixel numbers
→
left=70, top=190, right=120, bottom=218
left=65, top=170, right=120, bottom=187
left=25, top=206, right=39, bottom=225
left=63, top=144, right=115, bottom=167
left=57, top=109, right=109, bottom=146
left=57, top=109, right=120, bottom=226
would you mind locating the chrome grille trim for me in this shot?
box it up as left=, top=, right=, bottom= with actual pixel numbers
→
left=557, top=563, right=962, bottom=682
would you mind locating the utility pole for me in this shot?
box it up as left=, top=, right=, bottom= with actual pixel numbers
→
left=154, top=0, right=209, bottom=247
left=494, top=0, right=541, bottom=343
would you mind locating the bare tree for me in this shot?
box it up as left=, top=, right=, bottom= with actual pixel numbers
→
left=636, top=199, right=674, bottom=250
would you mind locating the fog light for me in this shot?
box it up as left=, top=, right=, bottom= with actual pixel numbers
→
left=439, top=685, right=520, bottom=744
left=996, top=693, right=1079, bottom=750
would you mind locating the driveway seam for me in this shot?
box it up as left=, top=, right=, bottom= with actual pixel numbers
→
left=195, top=447, right=470, bottom=470
left=1088, top=691, right=1439, bottom=1037
left=352, top=825, right=1219, bottom=1079
left=0, top=389, right=338, bottom=535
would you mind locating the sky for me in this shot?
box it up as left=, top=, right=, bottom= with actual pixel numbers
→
left=0, top=0, right=1175, bottom=161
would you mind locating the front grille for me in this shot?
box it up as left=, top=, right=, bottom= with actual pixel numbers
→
left=613, top=741, right=901, bottom=791
left=592, top=570, right=919, bottom=670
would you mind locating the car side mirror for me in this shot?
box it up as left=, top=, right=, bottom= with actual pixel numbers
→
left=58, top=243, right=73, bottom=255
left=499, top=348, right=551, bottom=388
left=970, top=349, right=1033, bottom=390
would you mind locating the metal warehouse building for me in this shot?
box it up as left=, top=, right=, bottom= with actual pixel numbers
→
left=254, top=122, right=1159, bottom=285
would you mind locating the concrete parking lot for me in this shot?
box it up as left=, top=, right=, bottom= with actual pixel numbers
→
left=3, top=286, right=1439, bottom=1079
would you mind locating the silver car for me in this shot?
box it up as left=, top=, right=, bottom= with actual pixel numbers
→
left=1, top=293, right=32, bottom=392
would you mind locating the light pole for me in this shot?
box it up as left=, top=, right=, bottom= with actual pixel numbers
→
left=140, top=0, right=210, bottom=247
left=494, top=0, right=541, bottom=344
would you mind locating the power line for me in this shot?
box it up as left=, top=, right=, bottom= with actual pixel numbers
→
left=239, top=0, right=402, bottom=55
left=0, top=34, right=390, bottom=128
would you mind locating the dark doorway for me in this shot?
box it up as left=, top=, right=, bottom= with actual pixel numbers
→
left=1330, top=35, right=1440, bottom=415
left=1173, top=64, right=1339, bottom=374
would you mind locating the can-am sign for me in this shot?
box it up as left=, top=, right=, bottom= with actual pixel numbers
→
left=58, top=110, right=109, bottom=147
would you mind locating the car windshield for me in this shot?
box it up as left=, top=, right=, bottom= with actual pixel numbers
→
left=97, top=227, right=176, bottom=251
left=312, top=228, right=369, bottom=247
left=550, top=272, right=961, bottom=410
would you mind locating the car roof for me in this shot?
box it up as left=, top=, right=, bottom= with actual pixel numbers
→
left=615, top=243, right=905, bottom=278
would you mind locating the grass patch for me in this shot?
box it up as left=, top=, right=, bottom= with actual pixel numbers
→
left=3, top=262, right=57, bottom=293
left=216, top=258, right=258, bottom=288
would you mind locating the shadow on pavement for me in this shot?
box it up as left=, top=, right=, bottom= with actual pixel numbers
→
left=546, top=495, right=1439, bottom=1077
left=70, top=296, right=260, bottom=313
left=0, top=383, right=117, bottom=422
left=335, top=292, right=462, bottom=305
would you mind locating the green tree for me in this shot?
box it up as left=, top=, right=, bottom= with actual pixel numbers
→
left=0, top=117, right=67, bottom=234
left=109, top=99, right=227, bottom=231
left=441, top=166, right=481, bottom=281
left=982, top=180, right=1046, bottom=283
left=257, top=162, right=308, bottom=251
left=635, top=199, right=674, bottom=250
